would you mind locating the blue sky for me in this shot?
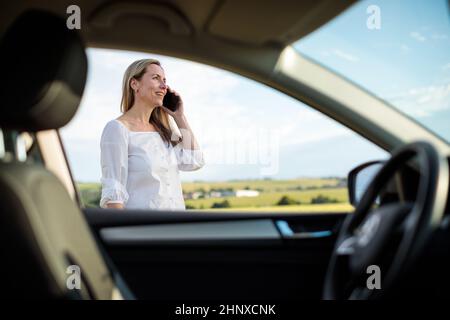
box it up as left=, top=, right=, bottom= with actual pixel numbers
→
left=295, top=0, right=450, bottom=141
left=60, top=0, right=448, bottom=183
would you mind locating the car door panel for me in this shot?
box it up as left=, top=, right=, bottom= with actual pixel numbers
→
left=85, top=209, right=347, bottom=300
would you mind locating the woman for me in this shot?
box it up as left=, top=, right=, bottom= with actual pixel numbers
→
left=99, top=59, right=204, bottom=210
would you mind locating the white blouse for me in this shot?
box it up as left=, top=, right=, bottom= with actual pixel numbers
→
left=99, top=119, right=205, bottom=210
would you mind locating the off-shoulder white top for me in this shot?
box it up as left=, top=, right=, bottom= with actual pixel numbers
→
left=99, top=119, right=204, bottom=210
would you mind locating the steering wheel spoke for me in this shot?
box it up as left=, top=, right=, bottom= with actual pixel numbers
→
left=336, top=235, right=356, bottom=256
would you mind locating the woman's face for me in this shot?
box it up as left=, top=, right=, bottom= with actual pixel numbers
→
left=133, top=63, right=167, bottom=106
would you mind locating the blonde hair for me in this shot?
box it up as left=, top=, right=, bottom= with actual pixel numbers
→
left=120, top=59, right=179, bottom=146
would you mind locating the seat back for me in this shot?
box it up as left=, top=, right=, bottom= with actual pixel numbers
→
left=0, top=10, right=115, bottom=299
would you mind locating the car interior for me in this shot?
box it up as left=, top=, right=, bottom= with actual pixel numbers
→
left=0, top=0, right=450, bottom=301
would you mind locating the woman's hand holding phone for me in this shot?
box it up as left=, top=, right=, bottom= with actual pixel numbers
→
left=161, top=86, right=184, bottom=120
left=161, top=87, right=198, bottom=149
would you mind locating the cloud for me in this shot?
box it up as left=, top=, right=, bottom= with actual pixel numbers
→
left=386, top=83, right=450, bottom=117
left=400, top=44, right=411, bottom=54
left=331, top=49, right=359, bottom=62
left=318, top=49, right=359, bottom=62
left=431, top=34, right=449, bottom=40
left=410, top=32, right=426, bottom=42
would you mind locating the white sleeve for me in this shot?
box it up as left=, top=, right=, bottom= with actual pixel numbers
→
left=173, top=143, right=205, bottom=172
left=99, top=121, right=129, bottom=208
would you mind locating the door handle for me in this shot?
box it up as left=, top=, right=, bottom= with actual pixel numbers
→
left=275, top=220, right=332, bottom=239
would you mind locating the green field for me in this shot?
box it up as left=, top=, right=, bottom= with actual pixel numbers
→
left=77, top=177, right=351, bottom=212
left=185, top=188, right=348, bottom=209
left=181, top=178, right=343, bottom=193
left=206, top=203, right=353, bottom=213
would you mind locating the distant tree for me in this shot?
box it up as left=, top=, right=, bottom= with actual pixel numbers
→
left=310, top=194, right=339, bottom=204
left=277, top=195, right=300, bottom=206
left=80, top=187, right=101, bottom=208
left=211, top=200, right=231, bottom=208
left=185, top=204, right=196, bottom=210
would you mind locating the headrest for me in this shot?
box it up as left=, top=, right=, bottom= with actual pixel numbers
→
left=0, top=10, right=87, bottom=131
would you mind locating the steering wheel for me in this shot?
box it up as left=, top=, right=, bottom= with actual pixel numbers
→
left=323, top=141, right=449, bottom=300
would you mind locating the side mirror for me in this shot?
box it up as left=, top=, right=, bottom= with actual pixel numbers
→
left=348, top=161, right=384, bottom=206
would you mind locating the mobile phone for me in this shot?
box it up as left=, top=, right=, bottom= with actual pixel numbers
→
left=163, top=90, right=179, bottom=112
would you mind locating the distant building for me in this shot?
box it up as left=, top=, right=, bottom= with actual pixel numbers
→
left=192, top=191, right=205, bottom=199
left=184, top=191, right=206, bottom=200
left=184, top=189, right=260, bottom=199
left=220, top=190, right=235, bottom=197
left=210, top=191, right=223, bottom=198
left=235, top=189, right=260, bottom=197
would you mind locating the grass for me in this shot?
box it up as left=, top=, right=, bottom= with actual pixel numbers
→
left=185, top=188, right=348, bottom=209
left=78, top=183, right=101, bottom=190
left=202, top=203, right=353, bottom=213
left=77, top=183, right=101, bottom=208
left=181, top=178, right=343, bottom=193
